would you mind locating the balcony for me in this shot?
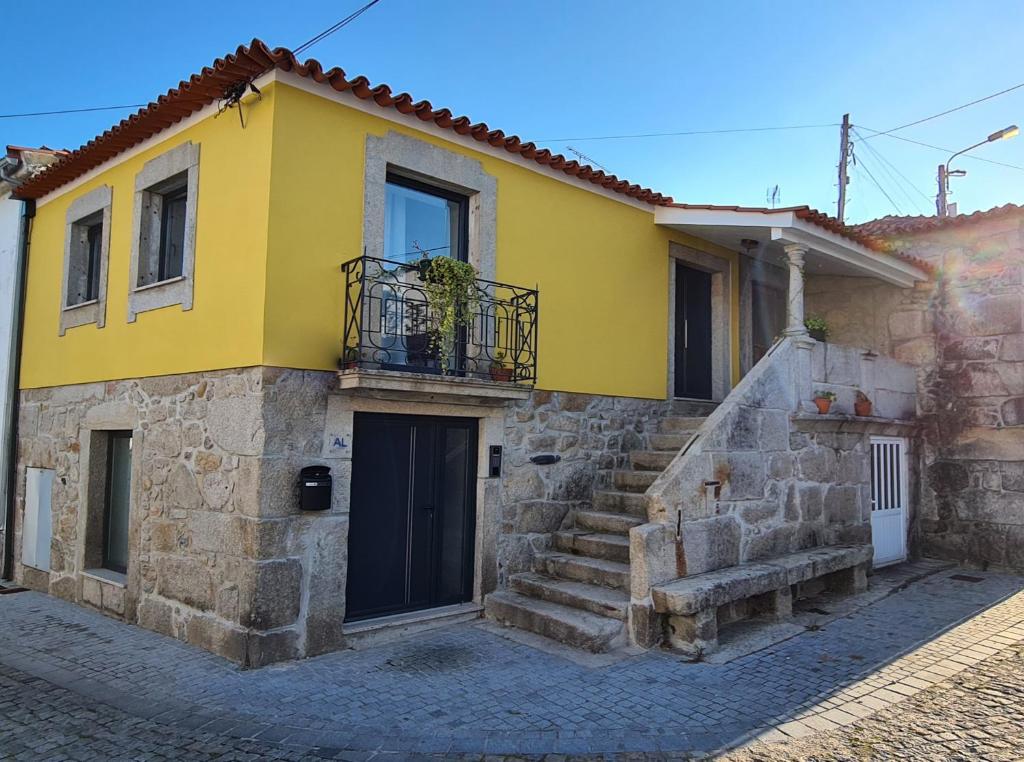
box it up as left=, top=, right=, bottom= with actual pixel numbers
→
left=339, top=255, right=538, bottom=398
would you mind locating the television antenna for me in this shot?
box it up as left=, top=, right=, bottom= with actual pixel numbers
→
left=566, top=145, right=609, bottom=172
left=766, top=185, right=781, bottom=208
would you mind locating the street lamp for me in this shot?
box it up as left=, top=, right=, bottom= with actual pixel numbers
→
left=937, top=125, right=1019, bottom=216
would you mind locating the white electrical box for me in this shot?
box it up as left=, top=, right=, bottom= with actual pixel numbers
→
left=23, top=467, right=54, bottom=571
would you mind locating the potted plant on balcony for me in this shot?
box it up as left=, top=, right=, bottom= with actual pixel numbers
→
left=489, top=350, right=514, bottom=382
left=419, top=256, right=480, bottom=374
left=338, top=347, right=361, bottom=371
left=854, top=390, right=873, bottom=417
left=805, top=315, right=830, bottom=342
left=813, top=390, right=837, bottom=414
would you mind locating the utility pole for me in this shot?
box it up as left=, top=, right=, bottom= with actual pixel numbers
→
left=837, top=114, right=851, bottom=223
left=935, top=164, right=947, bottom=217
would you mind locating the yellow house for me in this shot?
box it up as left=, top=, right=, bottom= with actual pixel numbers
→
left=6, top=41, right=931, bottom=663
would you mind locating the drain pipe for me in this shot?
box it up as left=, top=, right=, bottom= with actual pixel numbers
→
left=1, top=160, right=34, bottom=581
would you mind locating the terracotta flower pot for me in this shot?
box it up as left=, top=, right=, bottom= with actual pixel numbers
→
left=855, top=400, right=873, bottom=417
left=490, top=366, right=513, bottom=382
left=814, top=397, right=833, bottom=414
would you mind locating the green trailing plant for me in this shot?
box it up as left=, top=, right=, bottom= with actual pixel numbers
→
left=804, top=315, right=830, bottom=341
left=815, top=390, right=837, bottom=401
left=420, top=256, right=480, bottom=374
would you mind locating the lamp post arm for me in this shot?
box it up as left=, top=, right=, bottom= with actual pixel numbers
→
left=945, top=139, right=988, bottom=175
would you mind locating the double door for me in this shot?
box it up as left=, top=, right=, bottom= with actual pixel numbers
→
left=345, top=413, right=477, bottom=622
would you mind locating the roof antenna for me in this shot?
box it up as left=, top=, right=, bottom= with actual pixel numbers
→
left=566, top=145, right=609, bottom=173
left=766, top=184, right=781, bottom=208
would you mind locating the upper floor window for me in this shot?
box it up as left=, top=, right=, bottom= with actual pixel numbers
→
left=59, top=184, right=112, bottom=335
left=384, top=174, right=467, bottom=264
left=128, top=141, right=200, bottom=322
left=68, top=212, right=103, bottom=305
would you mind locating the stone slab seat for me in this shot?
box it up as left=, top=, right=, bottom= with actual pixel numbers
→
left=651, top=544, right=872, bottom=656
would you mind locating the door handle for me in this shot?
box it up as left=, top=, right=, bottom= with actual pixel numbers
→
left=684, top=319, right=689, bottom=350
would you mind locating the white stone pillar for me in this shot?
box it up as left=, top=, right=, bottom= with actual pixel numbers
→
left=783, top=244, right=809, bottom=337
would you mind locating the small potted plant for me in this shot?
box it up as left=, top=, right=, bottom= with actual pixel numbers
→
left=338, top=347, right=361, bottom=371
left=489, top=350, right=513, bottom=382
left=813, top=390, right=837, bottom=414
left=854, top=391, right=873, bottom=417
left=805, top=316, right=830, bottom=342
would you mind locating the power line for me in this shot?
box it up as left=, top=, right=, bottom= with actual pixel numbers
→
left=858, top=126, right=1024, bottom=172
left=538, top=123, right=838, bottom=143
left=868, top=80, right=1024, bottom=137
left=855, top=150, right=904, bottom=215
left=852, top=127, right=930, bottom=213
left=0, top=103, right=147, bottom=120
left=294, top=0, right=383, bottom=56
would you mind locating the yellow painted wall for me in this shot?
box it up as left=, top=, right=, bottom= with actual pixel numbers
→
left=19, top=89, right=276, bottom=389
left=264, top=82, right=741, bottom=399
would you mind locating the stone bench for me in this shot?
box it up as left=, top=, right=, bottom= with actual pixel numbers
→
left=651, top=544, right=872, bottom=656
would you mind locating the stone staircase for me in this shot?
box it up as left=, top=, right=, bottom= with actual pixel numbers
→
left=486, top=410, right=710, bottom=652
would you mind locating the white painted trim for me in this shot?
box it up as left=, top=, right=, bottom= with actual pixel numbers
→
left=273, top=70, right=656, bottom=214
left=36, top=71, right=276, bottom=208
left=653, top=205, right=929, bottom=287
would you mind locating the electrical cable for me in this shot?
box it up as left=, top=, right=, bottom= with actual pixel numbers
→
left=854, top=150, right=904, bottom=215
left=538, top=123, right=838, bottom=143
left=0, top=104, right=147, bottom=119
left=293, top=0, right=383, bottom=56
left=852, top=127, right=930, bottom=213
left=867, top=81, right=1024, bottom=137
left=857, top=127, right=1024, bottom=172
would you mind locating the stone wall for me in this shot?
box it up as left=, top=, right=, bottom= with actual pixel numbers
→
left=499, top=391, right=675, bottom=586
left=14, top=366, right=674, bottom=664
left=808, top=211, right=1024, bottom=572
left=631, top=338, right=918, bottom=646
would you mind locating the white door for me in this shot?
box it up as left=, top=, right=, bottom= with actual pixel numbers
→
left=870, top=437, right=908, bottom=567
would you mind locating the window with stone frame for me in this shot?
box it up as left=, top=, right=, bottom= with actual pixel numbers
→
left=128, top=141, right=200, bottom=322
left=66, top=211, right=104, bottom=306
left=59, top=184, right=112, bottom=335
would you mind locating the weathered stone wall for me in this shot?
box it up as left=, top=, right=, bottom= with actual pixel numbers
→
left=903, top=215, right=1024, bottom=571
left=631, top=338, right=918, bottom=645
left=499, top=391, right=675, bottom=586
left=15, top=366, right=674, bottom=663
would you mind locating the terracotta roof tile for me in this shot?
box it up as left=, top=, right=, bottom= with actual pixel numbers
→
left=13, top=40, right=672, bottom=205
left=852, top=203, right=1024, bottom=238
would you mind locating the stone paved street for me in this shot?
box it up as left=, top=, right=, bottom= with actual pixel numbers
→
left=1, top=565, right=1023, bottom=759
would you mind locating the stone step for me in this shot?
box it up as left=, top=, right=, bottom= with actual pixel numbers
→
left=658, top=416, right=707, bottom=434
left=576, top=509, right=644, bottom=535
left=534, top=552, right=631, bottom=591
left=592, top=490, right=647, bottom=517
left=485, top=591, right=626, bottom=652
left=510, top=573, right=628, bottom=620
left=669, top=399, right=718, bottom=417
left=648, top=432, right=695, bottom=451
left=629, top=450, right=677, bottom=471
left=554, top=530, right=630, bottom=563
left=613, top=469, right=659, bottom=492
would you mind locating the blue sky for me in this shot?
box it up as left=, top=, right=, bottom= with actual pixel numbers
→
left=6, top=1, right=1024, bottom=223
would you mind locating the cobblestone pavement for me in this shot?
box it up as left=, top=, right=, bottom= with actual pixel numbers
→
left=1, top=565, right=1023, bottom=759
left=725, top=639, right=1024, bottom=761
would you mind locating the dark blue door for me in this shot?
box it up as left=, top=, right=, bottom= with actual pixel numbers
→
left=674, top=262, right=713, bottom=400
left=345, top=413, right=477, bottom=621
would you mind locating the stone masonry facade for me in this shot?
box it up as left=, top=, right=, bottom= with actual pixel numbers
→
left=13, top=367, right=673, bottom=665
left=808, top=210, right=1024, bottom=573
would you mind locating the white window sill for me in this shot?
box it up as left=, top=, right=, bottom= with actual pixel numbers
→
left=82, top=568, right=127, bottom=588
left=62, top=298, right=99, bottom=312
left=134, top=275, right=186, bottom=293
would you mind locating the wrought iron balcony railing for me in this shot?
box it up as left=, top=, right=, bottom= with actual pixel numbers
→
left=340, top=255, right=538, bottom=384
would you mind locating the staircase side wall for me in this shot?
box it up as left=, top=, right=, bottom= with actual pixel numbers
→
left=630, top=338, right=918, bottom=645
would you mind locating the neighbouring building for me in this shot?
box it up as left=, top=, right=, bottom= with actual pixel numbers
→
left=4, top=40, right=1020, bottom=665
left=1, top=146, right=66, bottom=580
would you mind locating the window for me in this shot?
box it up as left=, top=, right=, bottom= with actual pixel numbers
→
left=60, top=184, right=112, bottom=334
left=67, top=212, right=104, bottom=306
left=128, top=141, right=200, bottom=322
left=102, top=432, right=132, bottom=574
left=138, top=173, right=188, bottom=287
left=384, top=174, right=467, bottom=264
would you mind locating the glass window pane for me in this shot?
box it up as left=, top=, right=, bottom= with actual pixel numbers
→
left=160, top=191, right=187, bottom=280
left=384, top=181, right=461, bottom=264
left=86, top=223, right=102, bottom=301
left=104, top=433, right=132, bottom=573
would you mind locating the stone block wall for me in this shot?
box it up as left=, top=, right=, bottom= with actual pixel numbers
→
left=14, top=366, right=675, bottom=664
left=499, top=391, right=674, bottom=586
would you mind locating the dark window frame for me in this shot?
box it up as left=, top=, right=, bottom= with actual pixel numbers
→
left=385, top=172, right=469, bottom=263
left=157, top=184, right=188, bottom=282
left=101, top=431, right=133, bottom=575
left=84, top=220, right=103, bottom=302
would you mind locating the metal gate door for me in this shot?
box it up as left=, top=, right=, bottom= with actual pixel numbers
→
left=870, top=436, right=908, bottom=567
